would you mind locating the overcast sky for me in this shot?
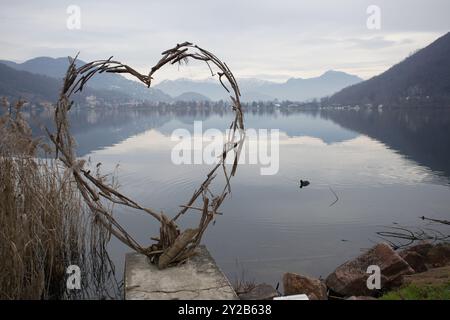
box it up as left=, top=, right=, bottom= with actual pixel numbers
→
left=0, top=0, right=449, bottom=82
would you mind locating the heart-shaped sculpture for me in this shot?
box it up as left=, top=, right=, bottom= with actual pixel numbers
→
left=49, top=42, right=245, bottom=269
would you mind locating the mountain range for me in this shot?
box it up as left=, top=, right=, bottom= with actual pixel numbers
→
left=0, top=57, right=171, bottom=103
left=0, top=56, right=362, bottom=104
left=0, top=63, right=136, bottom=105
left=154, top=71, right=363, bottom=102
left=329, top=32, right=450, bottom=105
left=2, top=32, right=449, bottom=106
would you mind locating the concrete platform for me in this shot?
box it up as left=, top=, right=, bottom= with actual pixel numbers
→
left=124, top=245, right=238, bottom=300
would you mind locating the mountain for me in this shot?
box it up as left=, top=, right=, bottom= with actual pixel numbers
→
left=0, top=57, right=171, bottom=103
left=329, top=32, right=450, bottom=105
left=154, top=71, right=363, bottom=102
left=1, top=56, right=363, bottom=104
left=0, top=63, right=61, bottom=103
left=259, top=71, right=362, bottom=101
left=155, top=78, right=226, bottom=101
left=0, top=63, right=134, bottom=105
left=174, top=92, right=210, bottom=102
left=0, top=57, right=73, bottom=79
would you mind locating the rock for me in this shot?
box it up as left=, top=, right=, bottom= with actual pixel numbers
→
left=400, top=251, right=428, bottom=273
left=326, top=243, right=414, bottom=297
left=400, top=242, right=433, bottom=257
left=399, top=242, right=450, bottom=270
left=399, top=242, right=432, bottom=273
left=283, top=272, right=327, bottom=300
left=425, top=243, right=450, bottom=268
left=238, top=283, right=278, bottom=300
left=346, top=296, right=377, bottom=300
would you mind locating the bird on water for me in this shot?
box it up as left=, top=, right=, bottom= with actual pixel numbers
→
left=299, top=180, right=310, bottom=189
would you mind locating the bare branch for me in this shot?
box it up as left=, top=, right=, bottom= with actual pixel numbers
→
left=49, top=43, right=245, bottom=268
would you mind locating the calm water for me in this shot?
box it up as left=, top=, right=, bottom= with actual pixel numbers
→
left=27, top=105, right=450, bottom=290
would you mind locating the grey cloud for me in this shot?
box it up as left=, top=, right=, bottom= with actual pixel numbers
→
left=0, top=0, right=449, bottom=80
left=346, top=37, right=397, bottom=50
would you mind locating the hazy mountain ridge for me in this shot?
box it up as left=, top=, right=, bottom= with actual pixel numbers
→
left=3, top=32, right=450, bottom=106
left=0, top=63, right=61, bottom=103
left=1, top=56, right=363, bottom=103
left=174, top=91, right=211, bottom=102
left=0, top=57, right=172, bottom=103
left=155, top=71, right=363, bottom=102
left=0, top=63, right=137, bottom=105
left=328, top=32, right=450, bottom=106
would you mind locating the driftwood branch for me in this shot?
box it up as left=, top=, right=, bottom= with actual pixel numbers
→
left=376, top=217, right=449, bottom=250
left=50, top=42, right=245, bottom=268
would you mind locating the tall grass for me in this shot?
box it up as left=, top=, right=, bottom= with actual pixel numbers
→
left=0, top=100, right=117, bottom=299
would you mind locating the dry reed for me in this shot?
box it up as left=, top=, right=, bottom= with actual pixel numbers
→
left=0, top=99, right=116, bottom=299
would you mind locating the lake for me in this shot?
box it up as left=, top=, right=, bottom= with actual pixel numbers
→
left=25, top=104, right=450, bottom=294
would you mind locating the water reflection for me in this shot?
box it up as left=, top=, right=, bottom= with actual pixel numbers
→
left=318, top=107, right=450, bottom=183
left=23, top=105, right=450, bottom=288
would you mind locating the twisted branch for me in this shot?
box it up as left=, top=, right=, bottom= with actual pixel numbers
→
left=376, top=220, right=449, bottom=250
left=50, top=42, right=245, bottom=268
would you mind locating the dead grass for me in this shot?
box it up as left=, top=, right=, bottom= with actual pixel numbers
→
left=232, top=259, right=256, bottom=295
left=0, top=99, right=114, bottom=299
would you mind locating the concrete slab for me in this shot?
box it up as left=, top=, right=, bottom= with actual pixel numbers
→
left=124, top=245, right=238, bottom=300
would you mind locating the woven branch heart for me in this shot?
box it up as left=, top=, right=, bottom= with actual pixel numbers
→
left=50, top=42, right=245, bottom=269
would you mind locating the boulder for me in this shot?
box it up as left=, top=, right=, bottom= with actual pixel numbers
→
left=400, top=242, right=433, bottom=257
left=326, top=243, right=414, bottom=297
left=399, top=242, right=450, bottom=270
left=400, top=251, right=428, bottom=273
left=283, top=272, right=327, bottom=300
left=238, top=283, right=278, bottom=300
left=425, top=243, right=450, bottom=268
